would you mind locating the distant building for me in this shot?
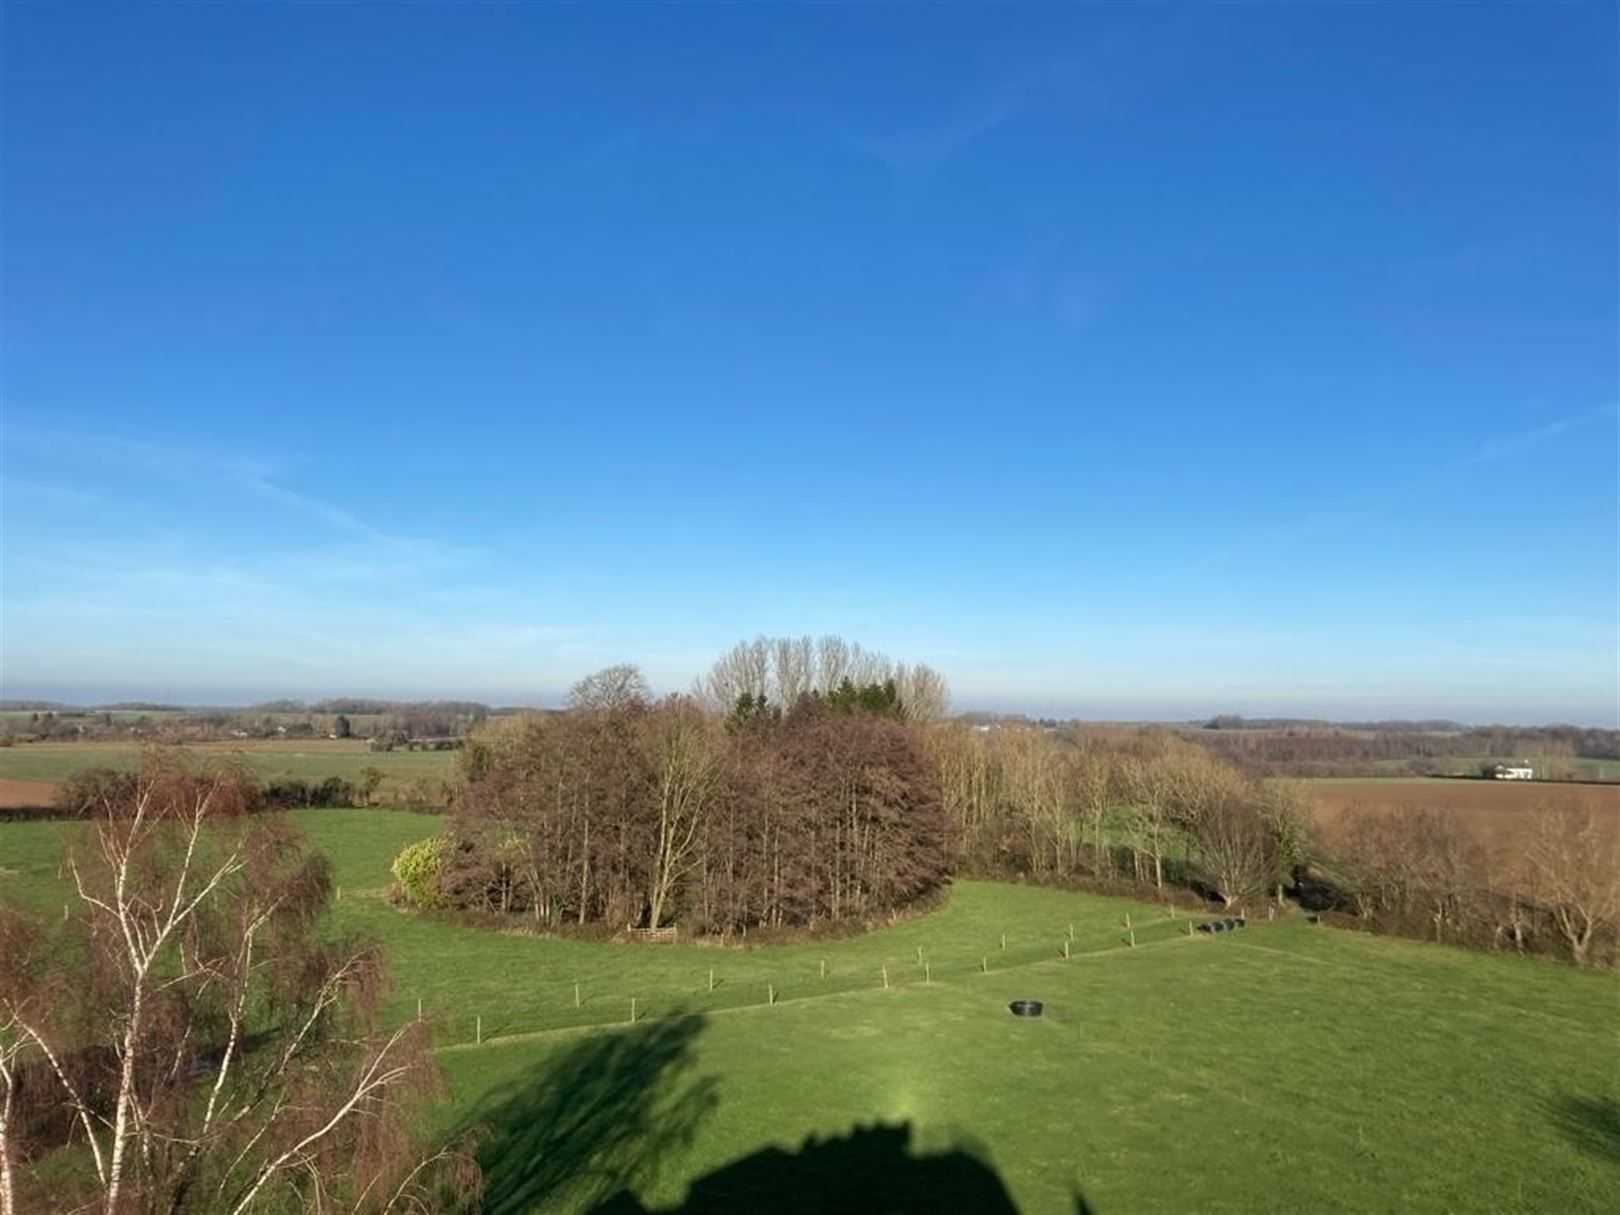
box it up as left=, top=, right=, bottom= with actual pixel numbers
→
left=1483, top=762, right=1534, bottom=780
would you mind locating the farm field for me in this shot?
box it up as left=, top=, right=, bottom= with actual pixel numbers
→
left=1350, top=756, right=1620, bottom=781
left=0, top=738, right=457, bottom=801
left=4, top=809, right=1616, bottom=1214
left=1308, top=780, right=1613, bottom=887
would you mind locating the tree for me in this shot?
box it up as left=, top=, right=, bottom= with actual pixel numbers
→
left=334, top=713, right=353, bottom=739
left=1255, top=780, right=1311, bottom=903
left=569, top=664, right=651, bottom=712
left=0, top=755, right=476, bottom=1214
left=1190, top=794, right=1273, bottom=908
left=699, top=636, right=950, bottom=721
left=642, top=699, right=722, bottom=929
left=1526, top=805, right=1620, bottom=967
left=358, top=765, right=387, bottom=807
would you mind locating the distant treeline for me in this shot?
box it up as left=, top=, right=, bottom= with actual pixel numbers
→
left=1187, top=722, right=1620, bottom=777
left=1202, top=715, right=1471, bottom=732
left=0, top=700, right=495, bottom=746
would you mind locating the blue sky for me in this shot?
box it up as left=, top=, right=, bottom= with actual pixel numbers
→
left=3, top=2, right=1615, bottom=723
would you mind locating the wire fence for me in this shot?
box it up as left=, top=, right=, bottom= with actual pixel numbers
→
left=424, top=912, right=1213, bottom=1049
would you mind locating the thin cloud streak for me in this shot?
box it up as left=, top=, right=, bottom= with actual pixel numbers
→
left=1164, top=402, right=1618, bottom=580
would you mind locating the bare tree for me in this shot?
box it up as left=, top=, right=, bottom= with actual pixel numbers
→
left=569, top=664, right=651, bottom=712
left=893, top=663, right=951, bottom=723
left=643, top=699, right=722, bottom=929
left=699, top=639, right=771, bottom=711
left=1191, top=794, right=1273, bottom=908
left=1527, top=804, right=1620, bottom=967
left=701, top=636, right=951, bottom=722
left=772, top=635, right=816, bottom=709
left=0, top=756, right=475, bottom=1214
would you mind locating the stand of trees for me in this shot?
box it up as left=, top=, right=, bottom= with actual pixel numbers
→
left=435, top=693, right=950, bottom=933
left=927, top=726, right=1309, bottom=909
left=1312, top=804, right=1620, bottom=966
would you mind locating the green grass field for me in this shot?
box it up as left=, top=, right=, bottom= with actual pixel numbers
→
left=0, top=738, right=456, bottom=789
left=3, top=809, right=1616, bottom=1214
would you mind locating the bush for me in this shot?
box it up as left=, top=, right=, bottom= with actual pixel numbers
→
left=391, top=836, right=448, bottom=909
left=260, top=777, right=359, bottom=809
left=55, top=767, right=139, bottom=817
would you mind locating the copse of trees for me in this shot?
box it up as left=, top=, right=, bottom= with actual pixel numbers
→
left=424, top=685, right=951, bottom=933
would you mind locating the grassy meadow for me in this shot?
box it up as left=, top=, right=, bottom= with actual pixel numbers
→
left=3, top=808, right=1616, bottom=1213
left=0, top=738, right=456, bottom=794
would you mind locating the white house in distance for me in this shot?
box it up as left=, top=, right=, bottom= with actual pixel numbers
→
left=1483, top=762, right=1534, bottom=780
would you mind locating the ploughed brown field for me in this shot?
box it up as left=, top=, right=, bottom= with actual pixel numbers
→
left=1308, top=777, right=1620, bottom=887
left=0, top=778, right=57, bottom=809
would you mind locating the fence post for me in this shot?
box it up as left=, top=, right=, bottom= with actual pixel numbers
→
left=416, top=996, right=422, bottom=1019
left=708, top=967, right=715, bottom=993
left=768, top=984, right=775, bottom=1006
left=1129, top=929, right=1136, bottom=948
left=476, top=1015, right=481, bottom=1046
left=820, top=959, right=826, bottom=980
left=1063, top=939, right=1070, bottom=960
left=925, top=963, right=931, bottom=984
left=575, top=982, right=581, bottom=1008
left=882, top=965, right=889, bottom=990
left=630, top=997, right=637, bottom=1024
left=981, top=956, right=987, bottom=974
left=916, top=946, right=924, bottom=964
left=1000, top=932, right=1006, bottom=950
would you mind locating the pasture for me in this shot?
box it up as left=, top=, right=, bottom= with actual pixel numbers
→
left=0, top=738, right=457, bottom=802
left=3, top=809, right=1616, bottom=1213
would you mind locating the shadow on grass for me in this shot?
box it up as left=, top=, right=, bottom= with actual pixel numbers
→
left=1546, top=1094, right=1620, bottom=1164
left=593, top=1120, right=1048, bottom=1214
left=469, top=1013, right=720, bottom=1215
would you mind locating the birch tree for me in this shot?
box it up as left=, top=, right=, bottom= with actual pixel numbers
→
left=0, top=756, right=476, bottom=1214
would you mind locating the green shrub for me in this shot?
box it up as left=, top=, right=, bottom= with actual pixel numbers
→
left=391, top=836, right=448, bottom=908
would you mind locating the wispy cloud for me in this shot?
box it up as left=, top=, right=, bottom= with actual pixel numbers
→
left=2, top=423, right=445, bottom=556
left=1460, top=401, right=1617, bottom=466
left=1163, top=402, right=1617, bottom=580
left=859, top=92, right=1020, bottom=179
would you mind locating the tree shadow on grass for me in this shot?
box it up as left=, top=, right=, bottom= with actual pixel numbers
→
left=468, top=1013, right=720, bottom=1215
left=593, top=1120, right=1053, bottom=1214
left=1546, top=1094, right=1620, bottom=1165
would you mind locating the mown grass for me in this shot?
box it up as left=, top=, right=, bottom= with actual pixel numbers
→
left=3, top=809, right=1616, bottom=1214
